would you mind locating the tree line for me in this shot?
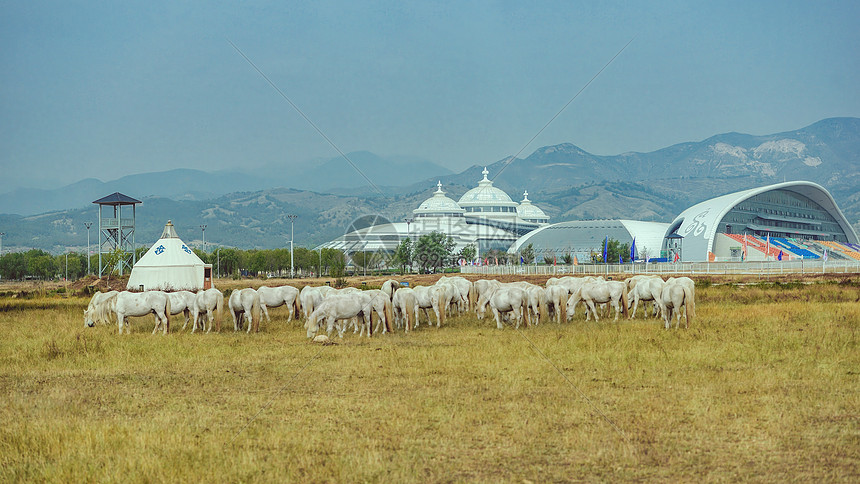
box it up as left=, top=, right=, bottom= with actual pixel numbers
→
left=0, top=234, right=634, bottom=281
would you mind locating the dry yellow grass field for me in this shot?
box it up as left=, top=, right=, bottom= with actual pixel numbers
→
left=0, top=277, right=858, bottom=482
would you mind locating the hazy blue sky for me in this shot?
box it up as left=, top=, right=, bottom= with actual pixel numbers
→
left=2, top=0, right=858, bottom=192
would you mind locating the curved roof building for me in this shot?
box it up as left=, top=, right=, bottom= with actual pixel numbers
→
left=665, top=181, right=858, bottom=261
left=508, top=219, right=670, bottom=261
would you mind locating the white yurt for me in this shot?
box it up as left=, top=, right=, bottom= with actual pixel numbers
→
left=127, top=221, right=212, bottom=291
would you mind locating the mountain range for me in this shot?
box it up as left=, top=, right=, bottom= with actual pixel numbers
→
left=1, top=117, right=858, bottom=253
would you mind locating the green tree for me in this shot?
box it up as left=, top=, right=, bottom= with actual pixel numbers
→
left=520, top=243, right=535, bottom=264
left=392, top=238, right=413, bottom=273
left=102, top=247, right=127, bottom=287
left=218, top=248, right=240, bottom=276
left=562, top=253, right=573, bottom=265
left=0, top=252, right=27, bottom=280
left=414, top=232, right=451, bottom=272
left=458, top=244, right=476, bottom=263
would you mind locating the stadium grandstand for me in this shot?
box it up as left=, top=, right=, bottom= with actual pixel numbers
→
left=508, top=181, right=859, bottom=263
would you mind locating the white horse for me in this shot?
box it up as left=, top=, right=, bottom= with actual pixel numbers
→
left=165, top=291, right=197, bottom=331
left=380, top=279, right=400, bottom=300
left=306, top=294, right=367, bottom=338
left=113, top=291, right=172, bottom=335
left=353, top=290, right=395, bottom=336
left=544, top=285, right=569, bottom=324
left=659, top=279, right=696, bottom=329
left=437, top=276, right=474, bottom=312
left=480, top=286, right=530, bottom=329
left=628, top=277, right=664, bottom=319
left=257, top=285, right=302, bottom=322
left=567, top=280, right=629, bottom=322
left=300, top=286, right=325, bottom=321
left=191, top=288, right=224, bottom=333
left=84, top=290, right=118, bottom=327
left=229, top=288, right=262, bottom=333
left=510, top=282, right=547, bottom=325
left=392, top=287, right=419, bottom=332
left=412, top=285, right=447, bottom=328
left=474, top=279, right=501, bottom=313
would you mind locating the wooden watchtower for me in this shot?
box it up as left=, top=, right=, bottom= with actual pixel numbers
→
left=93, top=192, right=141, bottom=276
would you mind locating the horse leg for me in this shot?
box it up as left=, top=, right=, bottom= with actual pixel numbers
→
left=261, top=304, right=270, bottom=323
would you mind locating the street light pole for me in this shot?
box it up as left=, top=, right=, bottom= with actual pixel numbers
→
left=216, top=247, right=220, bottom=279
left=404, top=218, right=413, bottom=273
left=84, top=222, right=92, bottom=275
left=200, top=225, right=207, bottom=253
left=0, top=232, right=5, bottom=257
left=287, top=214, right=297, bottom=278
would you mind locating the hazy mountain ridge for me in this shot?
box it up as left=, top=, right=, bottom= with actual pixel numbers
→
left=2, top=118, right=858, bottom=252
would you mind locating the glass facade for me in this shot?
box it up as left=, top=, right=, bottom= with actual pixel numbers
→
left=718, top=189, right=849, bottom=242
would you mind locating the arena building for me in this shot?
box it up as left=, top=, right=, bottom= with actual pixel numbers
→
left=508, top=180, right=859, bottom=263
left=316, top=168, right=551, bottom=256
left=666, top=181, right=859, bottom=262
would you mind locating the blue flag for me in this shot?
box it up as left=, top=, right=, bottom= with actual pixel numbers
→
left=619, top=254, right=623, bottom=264
left=602, top=236, right=608, bottom=263
left=520, top=255, right=525, bottom=265
left=778, top=250, right=783, bottom=261
left=630, top=238, right=636, bottom=261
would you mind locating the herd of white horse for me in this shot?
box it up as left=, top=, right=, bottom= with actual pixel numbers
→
left=83, top=274, right=695, bottom=336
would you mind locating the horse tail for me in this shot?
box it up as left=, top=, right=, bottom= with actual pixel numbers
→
left=683, top=285, right=695, bottom=328
left=538, top=294, right=547, bottom=324
left=521, top=295, right=530, bottom=327
left=437, top=291, right=446, bottom=327
left=384, top=297, right=394, bottom=333
left=621, top=287, right=630, bottom=319
left=215, top=291, right=224, bottom=333
left=559, top=291, right=567, bottom=323
left=164, top=294, right=172, bottom=334
left=468, top=283, right=476, bottom=311
left=251, top=292, right=261, bottom=333
left=294, top=291, right=302, bottom=320
left=404, top=298, right=415, bottom=332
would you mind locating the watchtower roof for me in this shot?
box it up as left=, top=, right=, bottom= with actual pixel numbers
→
left=92, top=192, right=141, bottom=206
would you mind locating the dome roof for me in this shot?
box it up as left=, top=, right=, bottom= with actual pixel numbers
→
left=516, top=191, right=549, bottom=220
left=457, top=167, right=517, bottom=206
left=413, top=181, right=465, bottom=215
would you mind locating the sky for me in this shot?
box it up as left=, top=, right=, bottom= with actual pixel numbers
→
left=1, top=0, right=858, bottom=193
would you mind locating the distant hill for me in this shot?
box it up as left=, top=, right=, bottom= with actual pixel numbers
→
left=0, top=152, right=451, bottom=217
left=1, top=118, right=858, bottom=252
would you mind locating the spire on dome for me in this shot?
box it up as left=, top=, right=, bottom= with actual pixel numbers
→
left=522, top=190, right=530, bottom=202
left=435, top=180, right=444, bottom=193
left=481, top=167, right=489, bottom=180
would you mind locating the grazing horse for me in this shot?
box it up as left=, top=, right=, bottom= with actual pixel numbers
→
left=84, top=290, right=118, bottom=327
left=628, top=277, right=664, bottom=319
left=257, top=285, right=302, bottom=322
left=392, top=287, right=419, bottom=332
left=306, top=294, right=366, bottom=338
left=544, top=285, right=569, bottom=324
left=480, top=286, right=530, bottom=329
left=229, top=288, right=262, bottom=333
left=659, top=279, right=695, bottom=329
left=112, top=291, right=172, bottom=335
left=165, top=291, right=197, bottom=330
left=511, top=282, right=547, bottom=325
left=412, top=285, right=447, bottom=328
left=567, top=280, right=629, bottom=322
left=300, top=286, right=325, bottom=322
left=191, top=288, right=224, bottom=333
left=437, top=276, right=474, bottom=312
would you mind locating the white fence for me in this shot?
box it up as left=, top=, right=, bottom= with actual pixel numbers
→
left=459, top=259, right=860, bottom=276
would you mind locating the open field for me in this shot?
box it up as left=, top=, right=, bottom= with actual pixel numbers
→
left=1, top=276, right=858, bottom=482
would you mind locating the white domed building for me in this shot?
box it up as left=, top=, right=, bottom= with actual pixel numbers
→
left=316, top=169, right=552, bottom=261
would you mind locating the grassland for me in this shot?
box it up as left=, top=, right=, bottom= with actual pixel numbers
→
left=0, top=277, right=858, bottom=482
